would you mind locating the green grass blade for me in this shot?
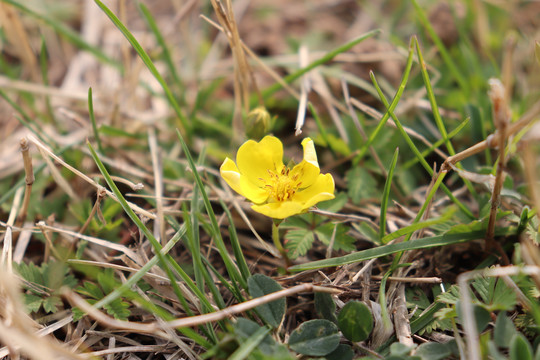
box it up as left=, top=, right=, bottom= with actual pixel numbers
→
left=415, top=39, right=454, bottom=154
left=175, top=129, right=247, bottom=290
left=309, top=102, right=339, bottom=159
left=260, top=30, right=380, bottom=101
left=381, top=210, right=455, bottom=244
left=1, top=0, right=118, bottom=67
left=370, top=73, right=475, bottom=219
left=0, top=90, right=53, bottom=146
left=289, top=230, right=487, bottom=271
left=220, top=200, right=251, bottom=283
left=357, top=37, right=415, bottom=162
left=138, top=3, right=184, bottom=98
left=414, top=39, right=476, bottom=196
left=403, top=117, right=470, bottom=169
left=388, top=171, right=447, bottom=271
left=39, top=38, right=55, bottom=124
left=412, top=0, right=468, bottom=95
left=228, top=326, right=270, bottom=360
left=88, top=88, right=104, bottom=154
left=94, top=0, right=189, bottom=135
left=87, top=142, right=195, bottom=313
left=379, top=148, right=399, bottom=243
left=83, top=224, right=211, bottom=347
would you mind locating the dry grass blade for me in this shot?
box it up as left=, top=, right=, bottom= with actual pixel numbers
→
left=36, top=221, right=142, bottom=265
left=0, top=267, right=86, bottom=360
left=209, top=0, right=260, bottom=141
left=27, top=134, right=155, bottom=220
left=65, top=283, right=340, bottom=331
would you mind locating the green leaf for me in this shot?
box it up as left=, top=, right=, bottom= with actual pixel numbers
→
left=317, top=192, right=348, bottom=212
left=288, top=319, right=340, bottom=356
left=284, top=228, right=315, bottom=259
left=234, top=318, right=276, bottom=355
left=379, top=148, right=399, bottom=241
left=229, top=326, right=271, bottom=360
left=104, top=298, right=131, bottom=320
left=488, top=341, right=507, bottom=360
left=346, top=167, right=377, bottom=204
left=42, top=296, right=62, bottom=313
left=415, top=342, right=451, bottom=360
left=436, top=285, right=461, bottom=305
left=289, top=229, right=498, bottom=272
left=337, top=300, right=373, bottom=342
left=315, top=223, right=356, bottom=253
left=456, top=302, right=491, bottom=333
left=23, top=294, right=44, bottom=313
left=325, top=344, right=354, bottom=360
left=248, top=274, right=286, bottom=328
left=510, top=333, right=533, bottom=360
left=76, top=281, right=104, bottom=300
left=314, top=292, right=337, bottom=324
left=389, top=342, right=414, bottom=357
left=471, top=275, right=516, bottom=312
left=494, top=312, right=517, bottom=349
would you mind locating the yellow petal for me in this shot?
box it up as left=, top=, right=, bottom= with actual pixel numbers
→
left=289, top=138, right=320, bottom=189
left=220, top=158, right=243, bottom=195
left=221, top=158, right=268, bottom=203
left=240, top=176, right=269, bottom=204
left=293, top=173, right=335, bottom=210
left=237, top=136, right=284, bottom=185
left=251, top=201, right=305, bottom=219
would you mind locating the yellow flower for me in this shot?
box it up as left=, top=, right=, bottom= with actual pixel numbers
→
left=220, top=136, right=335, bottom=219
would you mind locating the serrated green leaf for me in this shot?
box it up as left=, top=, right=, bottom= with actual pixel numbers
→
left=248, top=274, right=285, bottom=328
left=42, top=295, right=62, bottom=313
left=337, top=300, right=373, bottom=342
left=471, top=275, right=516, bottom=311
left=435, top=307, right=457, bottom=321
left=98, top=269, right=119, bottom=294
left=435, top=285, right=460, bottom=305
left=288, top=319, right=340, bottom=356
left=23, top=294, right=44, bottom=313
left=76, top=281, right=104, bottom=299
left=104, top=298, right=131, bottom=320
left=346, top=167, right=377, bottom=204
left=284, top=228, right=315, bottom=259
left=315, top=223, right=356, bottom=253
left=314, top=292, right=337, bottom=324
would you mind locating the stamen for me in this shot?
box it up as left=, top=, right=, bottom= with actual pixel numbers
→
left=262, top=166, right=301, bottom=202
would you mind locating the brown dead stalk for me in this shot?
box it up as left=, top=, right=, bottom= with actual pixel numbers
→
left=65, top=283, right=340, bottom=333
left=485, top=79, right=510, bottom=252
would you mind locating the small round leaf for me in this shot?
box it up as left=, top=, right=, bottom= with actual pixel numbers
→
left=248, top=274, right=285, bottom=328
left=326, top=344, right=354, bottom=360
left=288, top=319, right=340, bottom=356
left=337, top=300, right=373, bottom=342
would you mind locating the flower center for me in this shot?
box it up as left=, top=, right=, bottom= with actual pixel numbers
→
left=262, top=167, right=302, bottom=202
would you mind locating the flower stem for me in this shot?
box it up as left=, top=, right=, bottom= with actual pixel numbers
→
left=272, top=219, right=291, bottom=268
